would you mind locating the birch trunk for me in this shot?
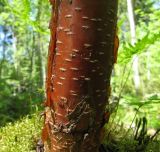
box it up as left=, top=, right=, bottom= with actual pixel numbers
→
left=42, top=1, right=118, bottom=151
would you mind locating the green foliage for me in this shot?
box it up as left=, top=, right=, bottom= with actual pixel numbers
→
left=112, top=0, right=160, bottom=134
left=1, top=0, right=49, bottom=33
left=103, top=116, right=160, bottom=152
left=118, top=32, right=160, bottom=64
left=108, top=1, right=160, bottom=151
left=0, top=112, right=42, bottom=152
left=0, top=0, right=50, bottom=126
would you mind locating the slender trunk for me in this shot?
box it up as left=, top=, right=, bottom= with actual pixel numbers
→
left=127, top=0, right=140, bottom=92
left=146, top=50, right=150, bottom=80
left=37, top=33, right=44, bottom=89
left=41, top=41, right=46, bottom=96
left=12, top=30, right=17, bottom=71
left=0, top=26, right=7, bottom=78
left=36, top=0, right=45, bottom=93
left=42, top=1, right=118, bottom=151
left=127, top=0, right=136, bottom=45
left=28, top=32, right=35, bottom=92
left=0, top=42, right=5, bottom=78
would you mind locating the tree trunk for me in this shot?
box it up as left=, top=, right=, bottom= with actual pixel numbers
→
left=127, top=0, right=140, bottom=92
left=0, top=26, right=7, bottom=79
left=42, top=0, right=118, bottom=152
left=36, top=0, right=46, bottom=93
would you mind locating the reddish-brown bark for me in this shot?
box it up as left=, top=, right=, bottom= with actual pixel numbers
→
left=42, top=0, right=118, bottom=151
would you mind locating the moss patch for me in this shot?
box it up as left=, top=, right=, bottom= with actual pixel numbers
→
left=0, top=112, right=42, bottom=152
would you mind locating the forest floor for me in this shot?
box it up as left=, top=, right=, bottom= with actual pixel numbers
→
left=0, top=112, right=159, bottom=152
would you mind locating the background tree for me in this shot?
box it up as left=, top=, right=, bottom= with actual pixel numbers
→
left=127, top=0, right=140, bottom=93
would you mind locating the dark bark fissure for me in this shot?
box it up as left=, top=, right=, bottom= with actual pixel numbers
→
left=42, top=0, right=118, bottom=152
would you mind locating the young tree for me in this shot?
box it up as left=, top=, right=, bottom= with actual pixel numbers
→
left=42, top=0, right=118, bottom=151
left=127, top=0, right=141, bottom=92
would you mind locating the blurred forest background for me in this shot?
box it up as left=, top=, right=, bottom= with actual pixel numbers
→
left=0, top=0, right=160, bottom=151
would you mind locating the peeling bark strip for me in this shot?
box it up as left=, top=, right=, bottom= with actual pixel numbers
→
left=43, top=0, right=118, bottom=152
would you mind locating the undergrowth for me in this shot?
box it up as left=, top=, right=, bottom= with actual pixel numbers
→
left=0, top=112, right=159, bottom=152
left=103, top=117, right=160, bottom=152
